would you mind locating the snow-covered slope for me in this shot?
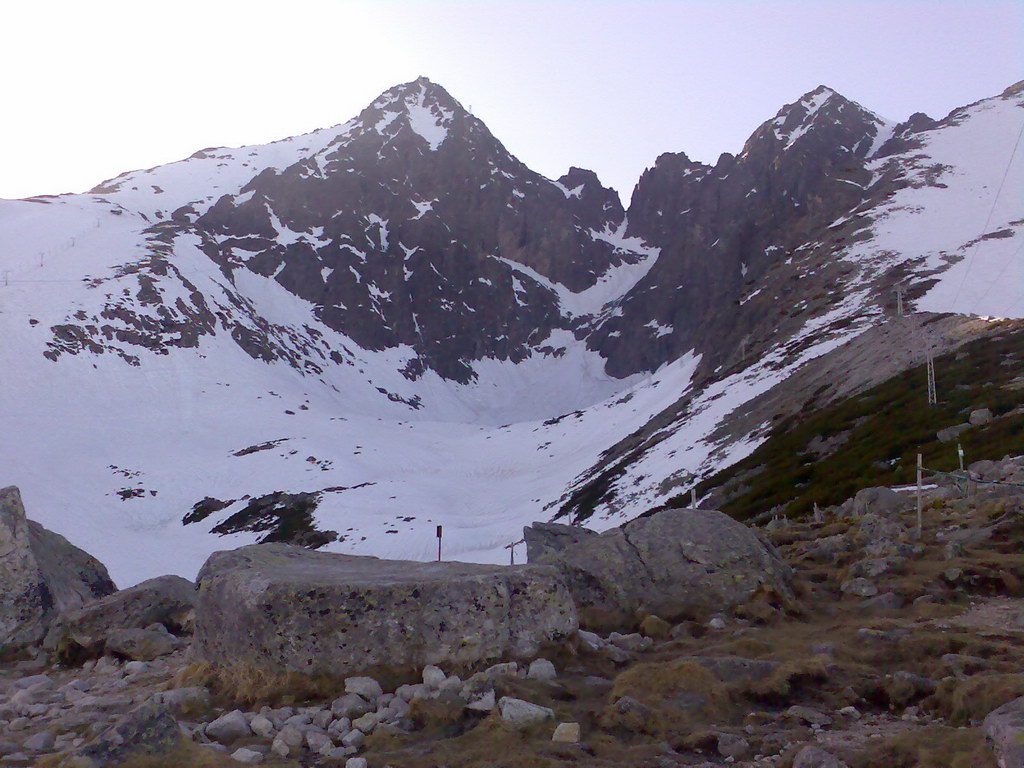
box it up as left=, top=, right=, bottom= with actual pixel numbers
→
left=1, top=79, right=1021, bottom=588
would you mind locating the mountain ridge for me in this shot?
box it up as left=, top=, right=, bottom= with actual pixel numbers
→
left=0, top=78, right=1020, bottom=587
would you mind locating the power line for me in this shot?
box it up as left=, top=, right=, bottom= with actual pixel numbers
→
left=947, top=117, right=1024, bottom=312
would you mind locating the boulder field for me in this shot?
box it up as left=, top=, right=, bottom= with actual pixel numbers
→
left=2, top=467, right=1024, bottom=765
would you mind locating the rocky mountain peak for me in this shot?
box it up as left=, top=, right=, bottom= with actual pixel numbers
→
left=554, top=166, right=625, bottom=222
left=743, top=84, right=891, bottom=159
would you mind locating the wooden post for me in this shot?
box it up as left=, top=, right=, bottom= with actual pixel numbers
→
left=436, top=525, right=442, bottom=562
left=957, top=442, right=964, bottom=472
left=690, top=488, right=697, bottom=508
left=916, top=453, right=923, bottom=540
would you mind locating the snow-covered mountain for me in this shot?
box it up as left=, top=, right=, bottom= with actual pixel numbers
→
left=1, top=78, right=1021, bottom=587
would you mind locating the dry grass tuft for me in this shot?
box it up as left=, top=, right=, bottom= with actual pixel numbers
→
left=601, top=659, right=731, bottom=735
left=855, top=725, right=996, bottom=768
left=927, top=672, right=1024, bottom=724
left=175, top=661, right=342, bottom=707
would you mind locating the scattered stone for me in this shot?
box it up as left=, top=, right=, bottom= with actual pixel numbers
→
left=466, top=690, right=496, bottom=712
left=352, top=711, right=380, bottom=733
left=969, top=408, right=992, bottom=426
left=193, top=544, right=577, bottom=676
left=205, top=709, right=252, bottom=744
left=527, top=658, right=557, bottom=681
left=551, top=721, right=580, bottom=743
left=123, top=661, right=149, bottom=676
left=11, top=673, right=52, bottom=690
left=231, top=747, right=264, bottom=764
left=785, top=705, right=833, bottom=726
left=305, top=729, right=333, bottom=755
left=717, top=732, right=750, bottom=759
left=576, top=630, right=605, bottom=652
left=422, top=665, right=446, bottom=688
left=609, top=631, right=651, bottom=651
left=793, top=745, right=849, bottom=768
left=937, top=423, right=971, bottom=443
left=438, top=674, right=462, bottom=694
left=707, top=617, right=727, bottom=630
left=846, top=486, right=913, bottom=518
left=272, top=724, right=304, bottom=757
left=498, top=697, right=555, bottom=730
left=104, top=626, right=181, bottom=661
left=341, top=728, right=365, bottom=749
left=860, top=591, right=905, bottom=611
left=396, top=683, right=428, bottom=702
left=840, top=577, right=878, bottom=597
left=639, top=614, right=672, bottom=639
left=22, top=730, right=56, bottom=752
left=68, top=700, right=182, bottom=766
left=332, top=693, right=372, bottom=719
left=346, top=758, right=369, bottom=768
left=345, top=676, right=383, bottom=701
left=250, top=714, right=276, bottom=738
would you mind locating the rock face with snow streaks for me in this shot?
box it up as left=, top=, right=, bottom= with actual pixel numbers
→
left=525, top=508, right=792, bottom=630
left=0, top=486, right=116, bottom=654
left=191, top=543, right=578, bottom=676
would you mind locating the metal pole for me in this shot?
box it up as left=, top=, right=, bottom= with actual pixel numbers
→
left=436, top=525, right=442, bottom=562
left=916, top=453, right=923, bottom=540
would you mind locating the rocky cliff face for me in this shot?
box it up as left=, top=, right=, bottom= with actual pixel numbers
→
left=82, top=77, right=646, bottom=383
left=590, top=86, right=894, bottom=378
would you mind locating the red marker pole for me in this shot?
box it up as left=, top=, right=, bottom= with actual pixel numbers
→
left=436, top=525, right=443, bottom=562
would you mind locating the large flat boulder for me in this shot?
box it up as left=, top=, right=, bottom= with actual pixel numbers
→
left=45, top=574, right=195, bottom=662
left=525, top=508, right=792, bottom=630
left=191, top=544, right=577, bottom=678
left=0, top=486, right=116, bottom=654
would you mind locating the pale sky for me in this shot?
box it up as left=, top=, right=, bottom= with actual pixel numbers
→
left=1, top=1, right=1021, bottom=203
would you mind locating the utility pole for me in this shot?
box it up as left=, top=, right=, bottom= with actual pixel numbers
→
left=926, top=353, right=937, bottom=405
left=916, top=453, right=924, bottom=539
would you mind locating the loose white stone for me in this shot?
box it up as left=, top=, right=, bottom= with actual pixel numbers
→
left=551, top=722, right=580, bottom=743
left=249, top=714, right=275, bottom=739
left=230, top=747, right=263, bottom=764
left=345, top=676, right=383, bottom=701
left=527, top=658, right=557, bottom=681
left=498, top=697, right=554, bottom=730
left=422, top=665, right=446, bottom=688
